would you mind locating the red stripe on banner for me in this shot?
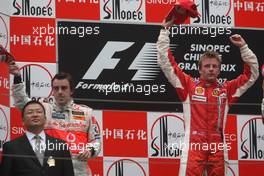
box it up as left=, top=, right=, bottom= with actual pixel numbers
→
left=103, top=111, right=148, bottom=157
left=149, top=158, right=180, bottom=176
left=10, top=107, right=25, bottom=140
left=225, top=115, right=238, bottom=160
left=0, top=63, right=9, bottom=107
left=239, top=160, right=264, bottom=175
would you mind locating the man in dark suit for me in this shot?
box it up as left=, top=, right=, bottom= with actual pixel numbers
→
left=0, top=100, right=74, bottom=176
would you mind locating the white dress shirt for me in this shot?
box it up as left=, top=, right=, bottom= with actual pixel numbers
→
left=25, top=130, right=46, bottom=152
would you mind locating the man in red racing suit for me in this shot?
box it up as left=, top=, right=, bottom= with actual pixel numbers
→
left=157, top=26, right=259, bottom=175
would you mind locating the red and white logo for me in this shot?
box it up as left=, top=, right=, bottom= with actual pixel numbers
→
left=234, top=0, right=264, bottom=28
left=149, top=113, right=185, bottom=158
left=10, top=17, right=56, bottom=62
left=145, top=0, right=176, bottom=23
left=100, top=0, right=146, bottom=22
left=12, top=0, right=55, bottom=17
left=0, top=15, right=9, bottom=49
left=0, top=61, right=9, bottom=107
left=238, top=116, right=264, bottom=160
left=18, top=63, right=54, bottom=98
left=56, top=0, right=100, bottom=20
left=66, top=133, right=76, bottom=143
left=106, top=158, right=147, bottom=176
left=103, top=111, right=148, bottom=157
left=10, top=62, right=56, bottom=107
left=227, top=165, right=237, bottom=176
left=191, top=0, right=234, bottom=26
left=0, top=106, right=9, bottom=146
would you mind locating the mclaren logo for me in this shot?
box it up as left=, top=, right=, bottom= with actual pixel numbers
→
left=83, top=41, right=176, bottom=81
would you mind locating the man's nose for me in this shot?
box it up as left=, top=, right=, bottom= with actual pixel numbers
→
left=209, top=65, right=214, bottom=70
left=32, top=111, right=39, bottom=116
left=58, top=88, right=63, bottom=93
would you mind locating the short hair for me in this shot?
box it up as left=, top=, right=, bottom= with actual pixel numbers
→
left=51, top=72, right=74, bottom=91
left=198, top=51, right=222, bottom=68
left=22, top=100, right=46, bottom=119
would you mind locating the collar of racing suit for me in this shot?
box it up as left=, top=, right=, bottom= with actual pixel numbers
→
left=196, top=78, right=220, bottom=88
left=52, top=97, right=74, bottom=112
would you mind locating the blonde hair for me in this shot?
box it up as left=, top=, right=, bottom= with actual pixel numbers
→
left=198, top=51, right=222, bottom=68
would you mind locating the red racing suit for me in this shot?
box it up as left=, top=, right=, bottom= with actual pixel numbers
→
left=13, top=83, right=101, bottom=176
left=157, top=29, right=259, bottom=176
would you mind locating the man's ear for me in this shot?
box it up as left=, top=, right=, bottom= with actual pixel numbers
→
left=51, top=88, right=55, bottom=96
left=198, top=67, right=202, bottom=74
left=217, top=69, right=221, bottom=75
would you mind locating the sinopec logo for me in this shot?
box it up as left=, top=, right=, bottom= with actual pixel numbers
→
left=227, top=165, right=237, bottom=176
left=0, top=107, right=9, bottom=146
left=239, top=117, right=264, bottom=160
left=0, top=15, right=8, bottom=49
left=150, top=114, right=185, bottom=158
left=12, top=0, right=54, bottom=17
left=191, top=0, right=234, bottom=26
left=101, top=0, right=146, bottom=22
left=107, top=159, right=146, bottom=176
left=19, top=64, right=53, bottom=99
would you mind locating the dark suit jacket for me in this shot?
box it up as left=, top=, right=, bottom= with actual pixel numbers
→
left=0, top=134, right=74, bottom=176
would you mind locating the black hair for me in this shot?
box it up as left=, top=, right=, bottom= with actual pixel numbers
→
left=22, top=100, right=46, bottom=119
left=51, top=72, right=74, bottom=91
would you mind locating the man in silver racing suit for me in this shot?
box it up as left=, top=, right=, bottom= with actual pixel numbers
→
left=7, top=56, right=101, bottom=176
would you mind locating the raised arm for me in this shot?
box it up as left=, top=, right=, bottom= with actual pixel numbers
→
left=156, top=19, right=191, bottom=101
left=8, top=60, right=31, bottom=110
left=226, top=34, right=259, bottom=103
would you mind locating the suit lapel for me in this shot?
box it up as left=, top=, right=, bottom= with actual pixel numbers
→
left=20, top=135, right=42, bottom=167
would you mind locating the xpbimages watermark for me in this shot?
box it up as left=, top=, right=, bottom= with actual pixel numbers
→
left=170, top=25, right=232, bottom=38
left=32, top=23, right=100, bottom=38
left=34, top=141, right=100, bottom=153
left=75, top=82, right=166, bottom=95
left=165, top=141, right=232, bottom=154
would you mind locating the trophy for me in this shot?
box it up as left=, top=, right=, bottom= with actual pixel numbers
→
left=165, top=0, right=200, bottom=25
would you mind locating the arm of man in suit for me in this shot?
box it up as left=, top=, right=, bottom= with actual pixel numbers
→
left=0, top=142, right=13, bottom=176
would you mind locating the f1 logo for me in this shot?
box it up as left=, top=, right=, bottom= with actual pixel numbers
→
left=82, top=41, right=134, bottom=80
left=82, top=41, right=160, bottom=81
